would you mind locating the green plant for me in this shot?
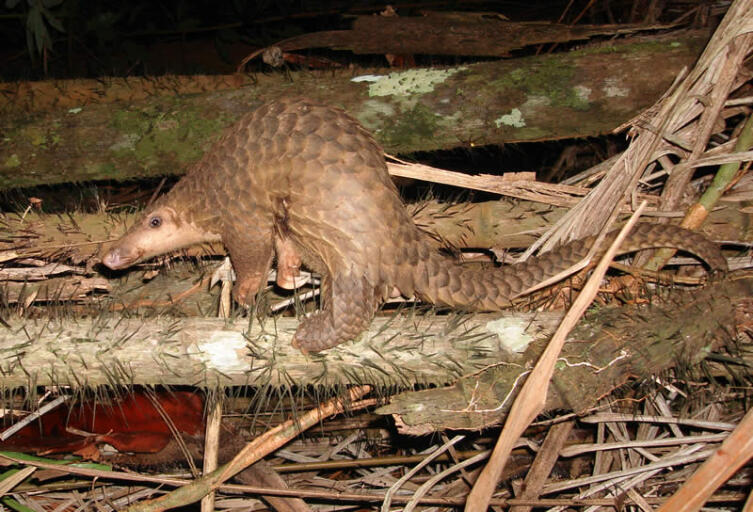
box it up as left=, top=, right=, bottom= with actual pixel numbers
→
left=5, top=0, right=65, bottom=72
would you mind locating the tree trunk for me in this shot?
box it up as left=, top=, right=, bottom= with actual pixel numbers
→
left=1, top=194, right=744, bottom=265
left=0, top=311, right=557, bottom=389
left=0, top=275, right=745, bottom=436
left=0, top=32, right=708, bottom=189
left=273, top=14, right=677, bottom=57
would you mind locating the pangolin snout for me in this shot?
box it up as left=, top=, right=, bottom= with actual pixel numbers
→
left=102, top=247, right=140, bottom=270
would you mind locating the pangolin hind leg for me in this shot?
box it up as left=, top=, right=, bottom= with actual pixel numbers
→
left=291, top=271, right=379, bottom=353
left=274, top=235, right=303, bottom=290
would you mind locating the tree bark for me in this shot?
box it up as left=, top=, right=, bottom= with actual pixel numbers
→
left=0, top=199, right=564, bottom=265
left=0, top=275, right=745, bottom=436
left=272, top=14, right=676, bottom=57
left=0, top=194, right=743, bottom=268
left=379, top=276, right=748, bottom=434
left=0, top=311, right=559, bottom=389
left=0, top=32, right=708, bottom=189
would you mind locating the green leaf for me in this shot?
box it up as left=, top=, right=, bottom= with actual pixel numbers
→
left=0, top=451, right=111, bottom=471
left=2, top=496, right=36, bottom=512
left=26, top=7, right=47, bottom=55
left=42, top=8, right=65, bottom=33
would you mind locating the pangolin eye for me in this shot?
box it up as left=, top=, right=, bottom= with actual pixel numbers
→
left=148, top=216, right=162, bottom=228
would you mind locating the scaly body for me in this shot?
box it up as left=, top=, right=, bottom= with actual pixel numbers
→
left=102, top=98, right=727, bottom=352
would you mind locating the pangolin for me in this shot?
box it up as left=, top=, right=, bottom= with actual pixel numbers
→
left=102, top=97, right=727, bottom=352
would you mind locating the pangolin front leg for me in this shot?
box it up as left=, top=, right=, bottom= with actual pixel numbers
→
left=224, top=222, right=275, bottom=306
left=291, top=270, right=378, bottom=353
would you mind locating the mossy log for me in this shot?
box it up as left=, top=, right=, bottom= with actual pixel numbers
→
left=0, top=33, right=709, bottom=189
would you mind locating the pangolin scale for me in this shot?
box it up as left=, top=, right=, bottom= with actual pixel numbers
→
left=102, top=98, right=727, bottom=352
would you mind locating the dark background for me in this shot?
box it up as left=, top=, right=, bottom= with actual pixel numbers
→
left=1, top=0, right=715, bottom=81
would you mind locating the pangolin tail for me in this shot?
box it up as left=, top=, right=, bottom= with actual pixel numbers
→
left=410, top=223, right=727, bottom=311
